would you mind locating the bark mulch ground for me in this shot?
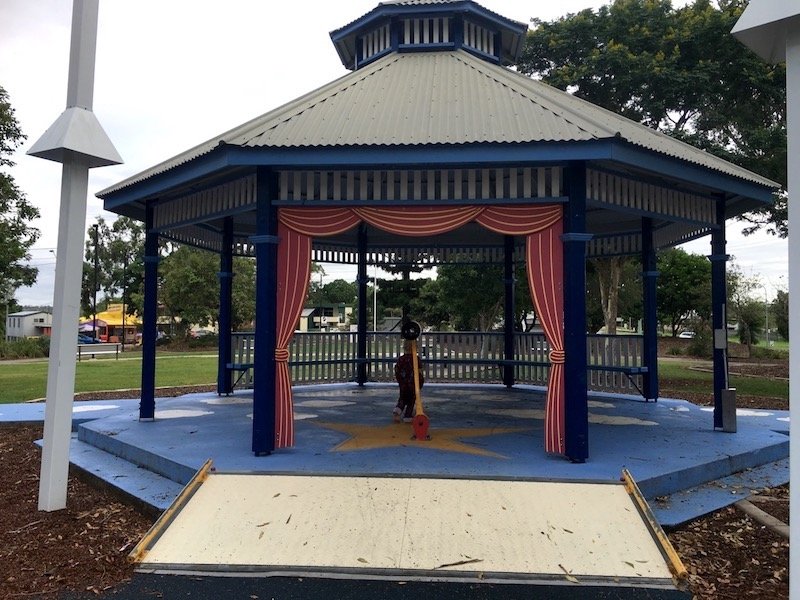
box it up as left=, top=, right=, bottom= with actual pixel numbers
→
left=0, top=373, right=789, bottom=599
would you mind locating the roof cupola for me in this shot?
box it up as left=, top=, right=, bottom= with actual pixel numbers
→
left=330, top=0, right=528, bottom=70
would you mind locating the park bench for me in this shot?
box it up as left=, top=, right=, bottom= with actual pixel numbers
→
left=77, top=342, right=121, bottom=361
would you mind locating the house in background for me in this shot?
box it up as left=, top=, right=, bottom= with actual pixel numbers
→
left=298, top=303, right=353, bottom=332
left=5, top=310, right=52, bottom=342
left=79, top=304, right=141, bottom=343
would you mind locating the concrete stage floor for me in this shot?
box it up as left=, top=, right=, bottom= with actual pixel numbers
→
left=3, top=383, right=789, bottom=526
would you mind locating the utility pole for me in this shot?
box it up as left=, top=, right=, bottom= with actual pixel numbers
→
left=121, top=250, right=127, bottom=351
left=93, top=222, right=99, bottom=340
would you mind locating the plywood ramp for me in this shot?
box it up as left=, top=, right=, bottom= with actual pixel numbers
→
left=133, top=473, right=684, bottom=590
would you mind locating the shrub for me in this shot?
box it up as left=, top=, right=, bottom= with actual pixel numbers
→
left=686, top=320, right=712, bottom=359
left=750, top=345, right=789, bottom=360
left=0, top=337, right=50, bottom=360
left=667, top=346, right=683, bottom=356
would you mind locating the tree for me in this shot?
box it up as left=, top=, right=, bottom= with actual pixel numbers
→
left=231, top=257, right=256, bottom=330
left=517, top=0, right=787, bottom=236
left=318, top=279, right=357, bottom=305
left=81, top=216, right=146, bottom=317
left=656, top=248, right=711, bottom=336
left=159, top=246, right=219, bottom=336
left=726, top=264, right=763, bottom=355
left=0, top=86, right=40, bottom=308
left=773, top=290, right=788, bottom=341
left=436, top=264, right=504, bottom=332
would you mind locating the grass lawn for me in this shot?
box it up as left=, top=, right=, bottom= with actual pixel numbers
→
left=0, top=353, right=218, bottom=404
left=0, top=352, right=788, bottom=404
left=659, top=359, right=789, bottom=400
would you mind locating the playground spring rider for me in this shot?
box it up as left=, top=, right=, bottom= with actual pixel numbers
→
left=401, top=320, right=430, bottom=441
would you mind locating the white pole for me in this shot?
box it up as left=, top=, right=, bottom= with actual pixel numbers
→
left=34, top=0, right=118, bottom=512
left=38, top=158, right=89, bottom=510
left=373, top=266, right=378, bottom=332
left=787, top=26, right=800, bottom=600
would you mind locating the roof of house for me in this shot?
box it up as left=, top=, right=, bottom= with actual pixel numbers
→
left=8, top=310, right=50, bottom=318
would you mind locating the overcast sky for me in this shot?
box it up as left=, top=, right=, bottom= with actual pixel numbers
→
left=0, top=0, right=787, bottom=306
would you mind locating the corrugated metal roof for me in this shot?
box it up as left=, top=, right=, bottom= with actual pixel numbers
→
left=99, top=49, right=777, bottom=197
left=9, top=310, right=49, bottom=317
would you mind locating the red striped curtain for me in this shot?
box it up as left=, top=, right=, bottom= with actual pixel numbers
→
left=274, top=205, right=565, bottom=455
left=525, top=220, right=565, bottom=454
left=274, top=222, right=312, bottom=448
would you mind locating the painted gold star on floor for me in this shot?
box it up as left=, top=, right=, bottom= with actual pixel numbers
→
left=314, top=421, right=527, bottom=459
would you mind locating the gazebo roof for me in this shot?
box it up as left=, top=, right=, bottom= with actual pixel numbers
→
left=99, top=48, right=776, bottom=199
left=97, top=0, right=780, bottom=267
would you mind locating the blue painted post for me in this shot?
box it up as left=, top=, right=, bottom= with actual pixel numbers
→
left=217, top=218, right=234, bottom=395
left=357, top=224, right=368, bottom=385
left=252, top=168, right=279, bottom=455
left=503, top=235, right=515, bottom=388
left=710, top=201, right=729, bottom=429
left=140, top=203, right=158, bottom=420
left=641, top=218, right=659, bottom=402
left=563, top=163, right=591, bottom=462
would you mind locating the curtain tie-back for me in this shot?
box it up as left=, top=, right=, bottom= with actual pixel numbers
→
left=548, top=350, right=566, bottom=364
left=274, top=348, right=290, bottom=362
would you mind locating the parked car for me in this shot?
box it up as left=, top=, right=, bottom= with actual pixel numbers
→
left=77, top=334, right=100, bottom=344
left=678, top=331, right=696, bottom=339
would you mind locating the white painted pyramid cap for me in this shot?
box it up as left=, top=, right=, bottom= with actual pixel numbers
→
left=731, top=0, right=800, bottom=63
left=27, top=106, right=122, bottom=168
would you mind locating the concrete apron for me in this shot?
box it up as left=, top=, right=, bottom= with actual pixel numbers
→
left=130, top=467, right=689, bottom=597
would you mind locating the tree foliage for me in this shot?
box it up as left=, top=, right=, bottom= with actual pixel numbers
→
left=0, top=86, right=40, bottom=304
left=436, top=264, right=504, bottom=331
left=585, top=258, right=642, bottom=334
left=159, top=246, right=219, bottom=336
left=231, top=257, right=256, bottom=330
left=656, top=248, right=711, bottom=336
left=773, top=290, right=788, bottom=341
left=517, top=0, right=786, bottom=236
left=81, top=216, right=145, bottom=317
left=726, top=264, right=764, bottom=353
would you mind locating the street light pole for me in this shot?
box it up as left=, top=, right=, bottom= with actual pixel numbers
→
left=93, top=223, right=99, bottom=341
left=121, top=251, right=127, bottom=352
left=763, top=286, right=769, bottom=347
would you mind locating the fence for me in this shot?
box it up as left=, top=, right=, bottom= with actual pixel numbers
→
left=231, top=331, right=644, bottom=393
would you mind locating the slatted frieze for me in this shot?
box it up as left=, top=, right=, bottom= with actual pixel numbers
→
left=402, top=17, right=451, bottom=46
left=163, top=225, right=223, bottom=253
left=154, top=174, right=256, bottom=231
left=361, top=24, right=391, bottom=62
left=586, top=169, right=716, bottom=225
left=463, top=20, right=495, bottom=56
left=278, top=167, right=564, bottom=203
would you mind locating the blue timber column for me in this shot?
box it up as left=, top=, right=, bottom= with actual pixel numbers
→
left=641, top=218, right=659, bottom=401
left=140, top=203, right=158, bottom=420
left=710, top=200, right=729, bottom=429
left=217, top=217, right=234, bottom=395
left=563, top=162, right=591, bottom=462
left=252, top=168, right=279, bottom=455
left=503, top=235, right=515, bottom=388
left=356, top=224, right=369, bottom=385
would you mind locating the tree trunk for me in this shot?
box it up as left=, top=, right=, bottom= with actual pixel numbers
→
left=595, top=257, right=625, bottom=335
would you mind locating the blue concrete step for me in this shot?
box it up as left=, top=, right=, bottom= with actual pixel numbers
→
left=651, top=457, right=790, bottom=527
left=77, top=421, right=198, bottom=486
left=634, top=435, right=789, bottom=501
left=69, top=436, right=183, bottom=513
